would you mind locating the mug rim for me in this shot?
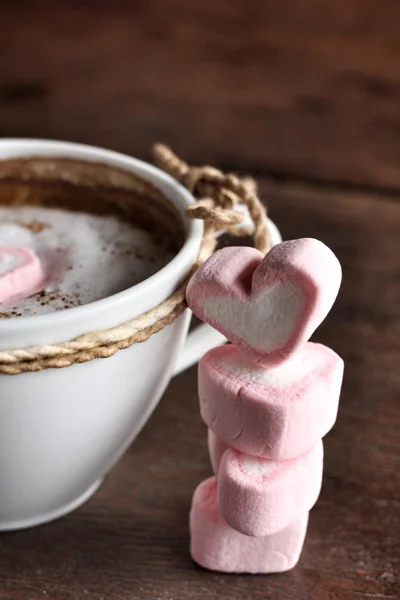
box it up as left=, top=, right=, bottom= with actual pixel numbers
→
left=0, top=138, right=202, bottom=333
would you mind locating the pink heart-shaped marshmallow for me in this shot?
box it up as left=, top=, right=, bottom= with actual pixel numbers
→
left=186, top=238, right=342, bottom=365
left=190, top=477, right=309, bottom=573
left=217, top=441, right=323, bottom=536
left=200, top=342, right=343, bottom=461
left=0, top=246, right=44, bottom=304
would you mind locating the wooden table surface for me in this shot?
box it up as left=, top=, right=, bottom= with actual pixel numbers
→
left=0, top=2, right=399, bottom=599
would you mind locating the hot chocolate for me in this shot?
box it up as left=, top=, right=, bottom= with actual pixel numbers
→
left=0, top=157, right=185, bottom=317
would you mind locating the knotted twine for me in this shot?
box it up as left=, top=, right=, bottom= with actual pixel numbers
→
left=0, top=145, right=270, bottom=375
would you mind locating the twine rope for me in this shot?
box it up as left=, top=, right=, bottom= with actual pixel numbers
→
left=0, top=145, right=270, bottom=374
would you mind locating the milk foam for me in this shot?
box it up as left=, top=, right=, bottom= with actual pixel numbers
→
left=0, top=206, right=176, bottom=316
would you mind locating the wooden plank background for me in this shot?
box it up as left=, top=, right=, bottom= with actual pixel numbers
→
left=1, top=0, right=400, bottom=188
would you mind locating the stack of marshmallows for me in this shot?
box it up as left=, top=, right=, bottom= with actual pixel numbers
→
left=186, top=238, right=344, bottom=574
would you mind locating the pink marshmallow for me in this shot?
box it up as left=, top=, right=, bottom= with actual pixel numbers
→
left=199, top=342, right=343, bottom=460
left=190, top=477, right=309, bottom=573
left=218, top=441, right=323, bottom=536
left=186, top=239, right=342, bottom=366
left=0, top=246, right=44, bottom=304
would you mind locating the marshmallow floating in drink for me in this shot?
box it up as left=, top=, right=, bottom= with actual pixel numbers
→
left=0, top=246, right=44, bottom=304
left=218, top=441, right=323, bottom=537
left=200, top=342, right=343, bottom=460
left=186, top=239, right=342, bottom=366
left=190, top=477, right=309, bottom=573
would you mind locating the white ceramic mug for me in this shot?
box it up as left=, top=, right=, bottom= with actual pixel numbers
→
left=0, top=139, right=281, bottom=531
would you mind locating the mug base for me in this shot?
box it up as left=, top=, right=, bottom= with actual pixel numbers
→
left=0, top=478, right=103, bottom=531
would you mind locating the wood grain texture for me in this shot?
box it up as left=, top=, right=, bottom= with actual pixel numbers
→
left=0, top=179, right=399, bottom=600
left=1, top=0, right=400, bottom=188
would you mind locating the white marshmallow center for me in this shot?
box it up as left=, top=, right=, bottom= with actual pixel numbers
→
left=0, top=252, right=24, bottom=275
left=204, top=281, right=305, bottom=353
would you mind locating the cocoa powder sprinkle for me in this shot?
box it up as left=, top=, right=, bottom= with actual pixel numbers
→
left=15, top=220, right=50, bottom=233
